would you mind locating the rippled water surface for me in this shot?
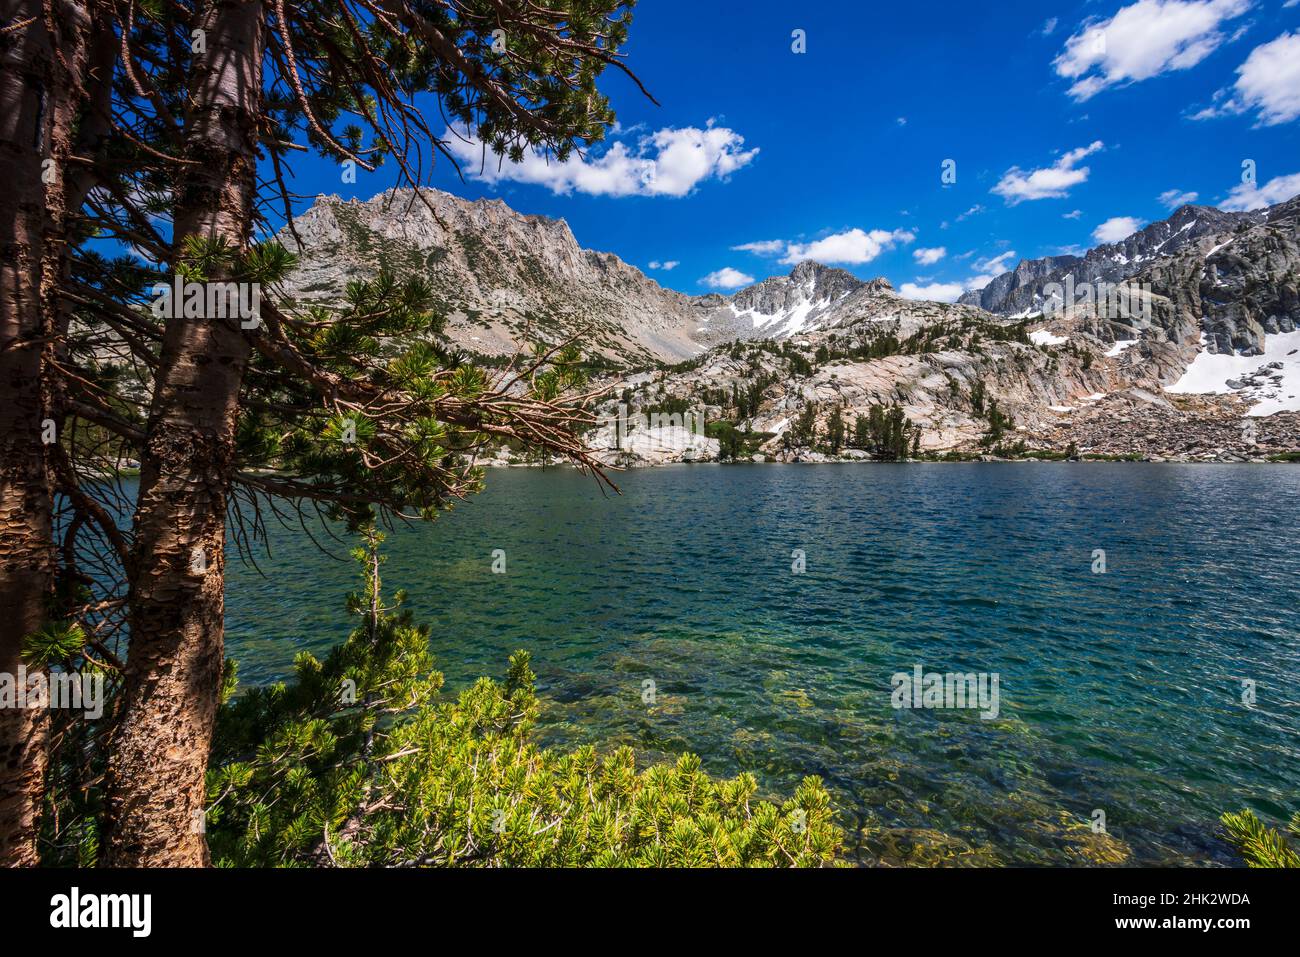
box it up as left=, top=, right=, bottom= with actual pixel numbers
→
left=223, top=464, right=1300, bottom=865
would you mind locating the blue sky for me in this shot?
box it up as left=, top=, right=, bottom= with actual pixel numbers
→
left=286, top=0, right=1300, bottom=299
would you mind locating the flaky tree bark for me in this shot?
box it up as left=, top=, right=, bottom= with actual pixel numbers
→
left=0, top=0, right=94, bottom=867
left=103, top=0, right=265, bottom=867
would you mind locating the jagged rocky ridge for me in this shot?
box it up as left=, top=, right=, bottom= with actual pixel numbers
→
left=958, top=204, right=1261, bottom=315
left=281, top=188, right=1300, bottom=464
left=282, top=190, right=986, bottom=362
left=281, top=189, right=703, bottom=365
left=958, top=198, right=1300, bottom=354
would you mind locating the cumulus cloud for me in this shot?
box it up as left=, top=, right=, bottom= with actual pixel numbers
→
left=779, top=228, right=915, bottom=265
left=900, top=281, right=965, bottom=302
left=913, top=246, right=947, bottom=265
left=731, top=240, right=786, bottom=256
left=1229, top=33, right=1300, bottom=124
left=1220, top=171, right=1300, bottom=210
left=991, top=142, right=1104, bottom=204
left=728, top=228, right=916, bottom=267
left=700, top=267, right=755, bottom=290
left=1093, top=216, right=1144, bottom=243
left=1193, top=32, right=1300, bottom=126
left=1053, top=0, right=1252, bottom=101
left=1158, top=189, right=1200, bottom=208
left=648, top=260, right=679, bottom=271
left=445, top=121, right=758, bottom=197
left=1043, top=17, right=1059, bottom=37
left=1063, top=209, right=1084, bottom=219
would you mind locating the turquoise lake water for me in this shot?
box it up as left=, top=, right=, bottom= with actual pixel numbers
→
left=221, top=463, right=1300, bottom=866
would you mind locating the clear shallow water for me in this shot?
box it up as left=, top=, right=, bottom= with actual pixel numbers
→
left=223, top=464, right=1300, bottom=866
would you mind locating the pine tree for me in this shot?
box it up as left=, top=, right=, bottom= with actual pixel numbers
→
left=0, top=0, right=106, bottom=866
left=825, top=407, right=845, bottom=454
left=791, top=404, right=818, bottom=449
left=852, top=413, right=869, bottom=450
left=980, top=398, right=1015, bottom=448
left=13, top=0, right=652, bottom=865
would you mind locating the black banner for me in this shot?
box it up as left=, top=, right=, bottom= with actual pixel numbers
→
left=0, top=866, right=1281, bottom=943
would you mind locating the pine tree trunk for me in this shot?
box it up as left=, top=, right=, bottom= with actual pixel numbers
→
left=0, top=0, right=93, bottom=868
left=103, top=0, right=265, bottom=867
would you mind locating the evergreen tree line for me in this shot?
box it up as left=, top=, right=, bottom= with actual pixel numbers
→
left=851, top=404, right=921, bottom=460
left=781, top=402, right=921, bottom=461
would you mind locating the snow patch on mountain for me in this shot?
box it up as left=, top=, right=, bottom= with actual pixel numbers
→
left=1166, top=331, right=1300, bottom=415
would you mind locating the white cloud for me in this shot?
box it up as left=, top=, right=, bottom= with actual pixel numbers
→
left=700, top=267, right=755, bottom=290
left=732, top=240, right=785, bottom=256
left=1193, top=32, right=1300, bottom=126
left=913, top=246, right=947, bottom=265
left=1232, top=33, right=1300, bottom=124
left=991, top=142, right=1104, bottom=204
left=1063, top=209, right=1084, bottom=219
left=942, top=204, right=986, bottom=229
left=779, top=228, right=915, bottom=265
left=648, top=260, right=679, bottom=271
left=1043, top=17, right=1059, bottom=36
left=731, top=228, right=917, bottom=267
left=967, top=250, right=1019, bottom=290
left=1053, top=0, right=1252, bottom=101
left=445, top=121, right=758, bottom=197
left=1220, top=171, right=1300, bottom=210
left=900, top=281, right=965, bottom=302
left=1158, top=189, right=1200, bottom=208
left=1092, top=216, right=1144, bottom=243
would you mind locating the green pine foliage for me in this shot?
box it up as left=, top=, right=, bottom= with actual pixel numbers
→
left=824, top=407, right=846, bottom=454
left=851, top=403, right=919, bottom=461
left=22, top=622, right=90, bottom=667
left=1221, top=809, right=1300, bottom=868
left=979, top=398, right=1015, bottom=447
left=706, top=420, right=745, bottom=461
left=206, top=532, right=844, bottom=868
left=788, top=404, right=818, bottom=449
